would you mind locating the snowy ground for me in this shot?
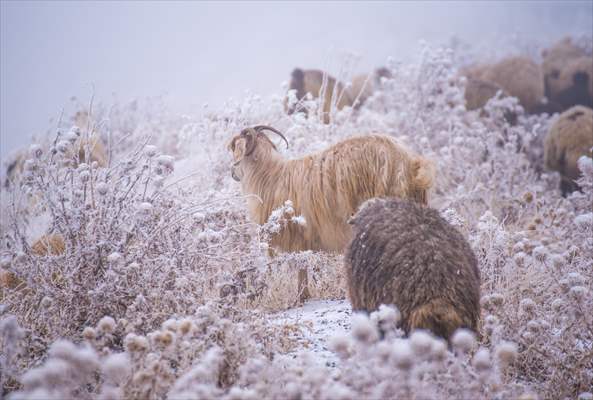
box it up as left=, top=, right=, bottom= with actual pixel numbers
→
left=273, top=299, right=352, bottom=368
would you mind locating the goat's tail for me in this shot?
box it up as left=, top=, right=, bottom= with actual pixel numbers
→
left=411, top=156, right=436, bottom=205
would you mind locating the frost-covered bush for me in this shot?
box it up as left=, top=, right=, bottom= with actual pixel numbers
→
left=2, top=40, right=592, bottom=399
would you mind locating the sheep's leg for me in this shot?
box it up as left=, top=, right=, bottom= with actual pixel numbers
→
left=297, top=268, right=311, bottom=304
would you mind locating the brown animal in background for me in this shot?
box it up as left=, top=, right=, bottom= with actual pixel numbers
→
left=461, top=56, right=545, bottom=114
left=285, top=69, right=353, bottom=123
left=544, top=105, right=593, bottom=196
left=285, top=67, right=392, bottom=123
left=348, top=67, right=392, bottom=109
left=542, top=37, right=591, bottom=111
left=346, top=198, right=481, bottom=340
left=228, top=126, right=435, bottom=302
left=463, top=77, right=506, bottom=111
left=0, top=234, right=65, bottom=298
left=552, top=56, right=593, bottom=110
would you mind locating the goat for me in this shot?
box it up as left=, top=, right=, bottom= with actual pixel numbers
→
left=227, top=125, right=435, bottom=302
left=346, top=198, right=481, bottom=340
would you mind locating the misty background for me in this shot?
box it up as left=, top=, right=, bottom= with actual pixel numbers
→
left=1, top=1, right=592, bottom=161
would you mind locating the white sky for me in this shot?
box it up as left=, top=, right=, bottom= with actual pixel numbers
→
left=1, top=1, right=592, bottom=160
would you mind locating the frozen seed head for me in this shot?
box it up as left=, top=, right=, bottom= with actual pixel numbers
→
left=495, top=341, right=518, bottom=368
left=329, top=332, right=352, bottom=359
left=56, top=140, right=71, bottom=153
left=79, top=170, right=90, bottom=182
left=48, top=339, right=77, bottom=360
left=532, top=246, right=548, bottom=263
left=370, top=304, right=401, bottom=333
left=374, top=340, right=393, bottom=363
left=98, top=316, right=116, bottom=334
left=551, top=254, right=566, bottom=269
left=392, top=339, right=414, bottom=370
left=156, top=330, right=175, bottom=347
left=410, top=330, right=434, bottom=357
left=144, top=145, right=158, bottom=157
left=569, top=286, right=588, bottom=301
left=558, top=279, right=571, bottom=293
left=124, top=333, right=149, bottom=353
left=526, top=320, right=540, bottom=333
left=484, top=315, right=499, bottom=326
left=431, top=338, right=448, bottom=361
left=489, top=293, right=504, bottom=306
left=178, top=318, right=193, bottom=335
left=95, top=182, right=109, bottom=196
left=472, top=348, right=491, bottom=372
left=514, top=252, right=527, bottom=267
left=520, top=298, right=536, bottom=315
left=29, top=144, right=43, bottom=158
left=451, top=329, right=476, bottom=354
left=351, top=314, right=379, bottom=345
left=552, top=299, right=564, bottom=312
left=102, top=353, right=131, bottom=384
left=82, top=327, right=96, bottom=341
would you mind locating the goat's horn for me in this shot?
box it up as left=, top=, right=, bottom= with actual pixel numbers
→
left=254, top=125, right=289, bottom=149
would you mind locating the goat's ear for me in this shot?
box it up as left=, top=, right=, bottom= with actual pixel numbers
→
left=228, top=136, right=248, bottom=160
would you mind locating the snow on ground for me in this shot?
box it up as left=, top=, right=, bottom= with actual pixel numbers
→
left=272, top=299, right=351, bottom=368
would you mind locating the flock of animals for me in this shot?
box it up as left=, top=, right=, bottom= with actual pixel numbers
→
left=1, top=37, right=592, bottom=343
left=230, top=36, right=592, bottom=340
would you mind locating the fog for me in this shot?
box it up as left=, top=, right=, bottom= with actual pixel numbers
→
left=1, top=1, right=591, bottom=160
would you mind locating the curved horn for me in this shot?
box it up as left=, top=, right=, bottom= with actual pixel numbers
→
left=254, top=125, right=289, bottom=149
left=241, top=128, right=258, bottom=157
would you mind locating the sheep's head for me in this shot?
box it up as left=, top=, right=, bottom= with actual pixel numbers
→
left=227, top=125, right=289, bottom=182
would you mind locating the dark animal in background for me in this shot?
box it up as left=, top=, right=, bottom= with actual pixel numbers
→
left=544, top=105, right=593, bottom=196
left=346, top=198, right=481, bottom=340
left=542, top=37, right=592, bottom=111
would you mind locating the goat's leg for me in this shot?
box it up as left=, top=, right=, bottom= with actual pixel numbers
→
left=297, top=268, right=311, bottom=304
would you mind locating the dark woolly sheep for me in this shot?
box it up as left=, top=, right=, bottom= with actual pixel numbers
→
left=544, top=105, right=593, bottom=196
left=345, top=198, right=481, bottom=340
left=542, top=37, right=591, bottom=111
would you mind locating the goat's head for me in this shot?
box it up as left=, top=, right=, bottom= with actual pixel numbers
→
left=227, top=125, right=289, bottom=181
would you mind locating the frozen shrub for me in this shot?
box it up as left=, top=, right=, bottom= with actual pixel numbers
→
left=1, top=40, right=592, bottom=399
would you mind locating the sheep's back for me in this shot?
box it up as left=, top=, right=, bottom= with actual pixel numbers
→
left=346, top=198, right=480, bottom=337
left=545, top=105, right=593, bottom=181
